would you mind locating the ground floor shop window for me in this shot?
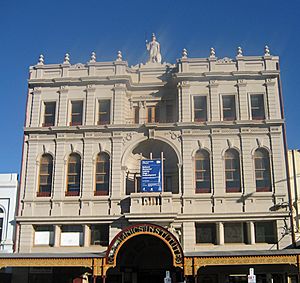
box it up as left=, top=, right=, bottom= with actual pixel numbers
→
left=195, top=223, right=216, bottom=244
left=34, top=225, right=54, bottom=246
left=60, top=225, right=83, bottom=246
left=255, top=221, right=277, bottom=244
left=224, top=223, right=248, bottom=244
left=90, top=224, right=109, bottom=246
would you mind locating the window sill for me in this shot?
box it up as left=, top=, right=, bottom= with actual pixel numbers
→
left=97, top=121, right=110, bottom=125
left=94, top=191, right=109, bottom=196
left=65, top=191, right=80, bottom=197
left=42, top=123, right=54, bottom=127
left=226, top=188, right=241, bottom=193
left=256, top=187, right=271, bottom=192
left=69, top=122, right=82, bottom=126
left=195, top=188, right=211, bottom=193
left=37, top=192, right=51, bottom=197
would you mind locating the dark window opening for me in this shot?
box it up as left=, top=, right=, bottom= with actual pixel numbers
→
left=98, top=100, right=111, bottom=125
left=70, top=101, right=83, bottom=126
left=196, top=223, right=216, bottom=244
left=223, top=95, right=236, bottom=121
left=90, top=224, right=109, bottom=246
left=95, top=153, right=110, bottom=196
left=225, top=150, right=241, bottom=192
left=194, top=96, right=207, bottom=122
left=251, top=94, right=265, bottom=120
left=43, top=102, right=56, bottom=127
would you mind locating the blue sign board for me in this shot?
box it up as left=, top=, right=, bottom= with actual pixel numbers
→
left=141, top=159, right=162, bottom=192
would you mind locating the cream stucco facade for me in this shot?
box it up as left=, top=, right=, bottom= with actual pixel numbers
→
left=12, top=41, right=298, bottom=282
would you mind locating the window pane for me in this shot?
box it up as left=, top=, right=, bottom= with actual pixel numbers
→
left=98, top=100, right=111, bottom=124
left=71, top=101, right=83, bottom=125
left=194, top=96, right=207, bottom=122
left=95, top=153, right=110, bottom=194
left=223, top=96, right=236, bottom=120
left=251, top=94, right=265, bottom=120
left=67, top=154, right=81, bottom=192
left=195, top=150, right=211, bottom=192
left=44, top=102, right=56, bottom=126
left=254, top=150, right=271, bottom=191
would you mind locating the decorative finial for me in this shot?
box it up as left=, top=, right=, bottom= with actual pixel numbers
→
left=237, top=46, right=243, bottom=57
left=90, top=51, right=96, bottom=63
left=37, top=54, right=44, bottom=65
left=64, top=53, right=70, bottom=64
left=116, top=51, right=122, bottom=61
left=182, top=48, right=188, bottom=58
left=264, top=45, right=270, bottom=56
left=210, top=47, right=216, bottom=58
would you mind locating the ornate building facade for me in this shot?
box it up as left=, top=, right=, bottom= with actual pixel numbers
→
left=5, top=37, right=299, bottom=283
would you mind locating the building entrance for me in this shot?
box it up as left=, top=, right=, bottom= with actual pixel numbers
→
left=106, top=234, right=183, bottom=283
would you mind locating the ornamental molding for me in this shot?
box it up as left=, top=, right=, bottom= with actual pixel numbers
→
left=105, top=223, right=184, bottom=268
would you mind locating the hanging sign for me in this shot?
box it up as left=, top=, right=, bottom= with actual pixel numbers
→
left=141, top=159, right=162, bottom=192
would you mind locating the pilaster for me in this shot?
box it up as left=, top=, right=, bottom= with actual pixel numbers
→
left=236, top=80, right=248, bottom=120
left=217, top=222, right=224, bottom=245
left=208, top=81, right=220, bottom=122
left=178, top=81, right=191, bottom=123
left=57, top=87, right=69, bottom=126
left=113, top=84, right=127, bottom=124
left=85, top=85, right=96, bottom=125
left=30, top=88, right=42, bottom=127
left=265, top=79, right=278, bottom=119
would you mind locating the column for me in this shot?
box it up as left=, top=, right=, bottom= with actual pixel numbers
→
left=83, top=225, right=90, bottom=247
left=54, top=225, right=61, bottom=247
left=208, top=81, right=220, bottom=122
left=85, top=85, right=96, bottom=125
left=217, top=222, right=224, bottom=245
left=248, top=221, right=255, bottom=245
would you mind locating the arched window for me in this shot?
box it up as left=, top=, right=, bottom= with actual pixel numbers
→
left=225, top=149, right=241, bottom=192
left=195, top=150, right=211, bottom=193
left=38, top=154, right=53, bottom=197
left=95, top=153, right=110, bottom=196
left=254, top=148, right=271, bottom=191
left=66, top=153, right=81, bottom=196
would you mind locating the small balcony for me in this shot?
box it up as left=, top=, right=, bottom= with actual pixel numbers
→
left=130, top=192, right=177, bottom=214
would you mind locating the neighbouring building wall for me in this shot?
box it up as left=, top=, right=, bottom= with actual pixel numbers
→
left=0, top=173, right=18, bottom=253
left=288, top=149, right=300, bottom=245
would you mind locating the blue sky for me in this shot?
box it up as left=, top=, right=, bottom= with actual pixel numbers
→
left=0, top=0, right=299, bottom=173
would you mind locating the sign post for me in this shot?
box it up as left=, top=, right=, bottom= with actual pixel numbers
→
left=248, top=268, right=256, bottom=283
left=141, top=159, right=162, bottom=192
left=164, top=271, right=172, bottom=283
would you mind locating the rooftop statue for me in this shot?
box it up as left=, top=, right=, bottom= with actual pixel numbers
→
left=146, top=33, right=162, bottom=64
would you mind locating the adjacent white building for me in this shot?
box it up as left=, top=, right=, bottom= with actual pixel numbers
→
left=0, top=173, right=18, bottom=253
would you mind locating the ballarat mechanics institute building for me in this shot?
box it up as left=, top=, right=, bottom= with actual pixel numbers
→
left=3, top=35, right=300, bottom=283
